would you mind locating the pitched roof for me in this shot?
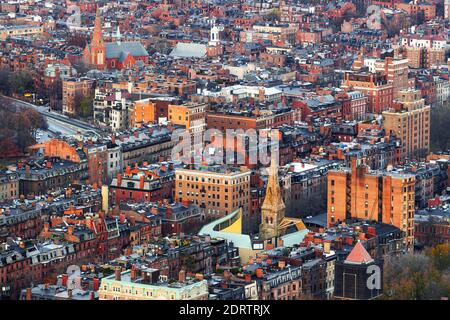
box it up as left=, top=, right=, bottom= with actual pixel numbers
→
left=344, top=242, right=374, bottom=264
left=105, top=42, right=149, bottom=59
left=169, top=42, right=207, bottom=58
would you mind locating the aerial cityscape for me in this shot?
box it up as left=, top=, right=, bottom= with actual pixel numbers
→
left=0, top=0, right=450, bottom=303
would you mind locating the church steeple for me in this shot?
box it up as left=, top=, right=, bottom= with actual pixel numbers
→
left=85, top=6, right=106, bottom=69
left=259, top=155, right=286, bottom=240
left=92, top=7, right=104, bottom=47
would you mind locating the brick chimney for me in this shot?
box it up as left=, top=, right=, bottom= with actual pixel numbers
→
left=119, top=213, right=126, bottom=224
left=93, top=278, right=100, bottom=291
left=139, top=175, right=145, bottom=189
left=278, top=260, right=286, bottom=270
left=111, top=135, right=116, bottom=144
left=255, top=268, right=264, bottom=278
left=130, top=265, right=137, bottom=281
left=117, top=173, right=122, bottom=186
left=179, top=269, right=186, bottom=283
left=244, top=273, right=251, bottom=282
left=114, top=267, right=122, bottom=281
left=25, top=288, right=32, bottom=300
left=61, top=274, right=68, bottom=287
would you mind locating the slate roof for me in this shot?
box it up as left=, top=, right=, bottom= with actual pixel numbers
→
left=105, top=42, right=149, bottom=59
left=169, top=42, right=207, bottom=58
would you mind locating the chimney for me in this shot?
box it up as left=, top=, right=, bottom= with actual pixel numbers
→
left=244, top=273, right=251, bottom=282
left=111, top=135, right=116, bottom=144
left=46, top=161, right=52, bottom=169
left=324, top=241, right=331, bottom=254
left=93, top=278, right=100, bottom=291
left=130, top=265, right=137, bottom=281
left=134, top=131, right=139, bottom=138
left=255, top=268, right=264, bottom=278
left=61, top=274, right=68, bottom=287
left=165, top=204, right=173, bottom=219
left=179, top=270, right=186, bottom=283
left=65, top=188, right=72, bottom=198
left=119, top=213, right=126, bottom=224
left=139, top=175, right=145, bottom=189
left=115, top=267, right=122, bottom=281
left=117, top=173, right=122, bottom=186
left=25, top=288, right=32, bottom=300
left=278, top=260, right=286, bottom=270
left=90, top=291, right=95, bottom=300
left=67, top=289, right=73, bottom=299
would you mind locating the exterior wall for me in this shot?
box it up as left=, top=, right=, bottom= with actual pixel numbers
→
left=175, top=168, right=251, bottom=226
left=382, top=90, right=430, bottom=161
left=327, top=159, right=416, bottom=248
left=62, top=79, right=95, bottom=115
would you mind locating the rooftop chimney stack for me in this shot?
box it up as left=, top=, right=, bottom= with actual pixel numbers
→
left=115, top=267, right=122, bottom=281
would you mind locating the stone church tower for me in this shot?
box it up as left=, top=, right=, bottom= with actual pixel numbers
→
left=83, top=8, right=106, bottom=69
left=259, top=157, right=286, bottom=240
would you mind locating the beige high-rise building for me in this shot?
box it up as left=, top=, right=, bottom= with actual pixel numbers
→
left=382, top=89, right=430, bottom=161
left=175, top=165, right=251, bottom=229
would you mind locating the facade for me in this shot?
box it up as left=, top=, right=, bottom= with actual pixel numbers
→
left=327, top=157, right=416, bottom=248
left=18, top=158, right=88, bottom=196
left=341, top=72, right=393, bottom=114
left=62, top=78, right=95, bottom=115
left=382, top=89, right=430, bottom=161
left=374, top=57, right=409, bottom=100
left=168, top=102, right=207, bottom=134
left=0, top=25, right=44, bottom=40
left=99, top=268, right=208, bottom=300
left=0, top=171, right=19, bottom=202
left=175, top=165, right=251, bottom=228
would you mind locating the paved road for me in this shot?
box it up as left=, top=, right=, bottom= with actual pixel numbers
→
left=1, top=96, right=103, bottom=140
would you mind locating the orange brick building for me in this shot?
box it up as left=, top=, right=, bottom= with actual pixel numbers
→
left=327, top=157, right=415, bottom=248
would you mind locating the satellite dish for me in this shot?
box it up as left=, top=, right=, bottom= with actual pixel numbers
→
left=66, top=265, right=82, bottom=290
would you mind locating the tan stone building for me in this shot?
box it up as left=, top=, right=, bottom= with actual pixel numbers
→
left=62, top=78, right=95, bottom=115
left=382, top=89, right=430, bottom=161
left=175, top=165, right=251, bottom=228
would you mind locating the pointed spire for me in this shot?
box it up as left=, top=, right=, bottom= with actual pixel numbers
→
left=92, top=6, right=104, bottom=46
left=262, top=154, right=284, bottom=209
